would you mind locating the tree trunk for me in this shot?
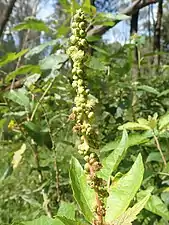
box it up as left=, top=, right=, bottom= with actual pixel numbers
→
left=153, top=0, right=163, bottom=66
left=0, top=0, right=17, bottom=38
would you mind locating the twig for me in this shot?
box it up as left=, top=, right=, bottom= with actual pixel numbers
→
left=153, top=132, right=167, bottom=166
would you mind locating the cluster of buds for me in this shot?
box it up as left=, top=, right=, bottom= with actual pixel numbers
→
left=68, top=9, right=108, bottom=223
left=67, top=8, right=97, bottom=156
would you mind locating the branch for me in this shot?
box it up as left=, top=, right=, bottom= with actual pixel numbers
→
left=87, top=0, right=158, bottom=37
left=0, top=0, right=17, bottom=38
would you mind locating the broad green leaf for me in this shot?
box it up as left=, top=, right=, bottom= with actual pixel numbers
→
left=13, top=17, right=50, bottom=32
left=57, top=201, right=76, bottom=220
left=101, top=131, right=152, bottom=153
left=105, top=154, right=144, bottom=223
left=56, top=217, right=77, bottom=225
left=146, top=196, right=169, bottom=220
left=39, top=53, right=68, bottom=70
left=158, top=112, right=169, bottom=130
left=5, top=65, right=41, bottom=82
left=112, top=194, right=150, bottom=225
left=25, top=40, right=58, bottom=58
left=118, top=122, right=151, bottom=131
left=0, top=49, right=28, bottom=67
left=137, top=85, right=160, bottom=95
left=98, top=130, right=128, bottom=181
left=85, top=56, right=106, bottom=70
left=12, top=143, right=26, bottom=169
left=5, top=89, right=30, bottom=110
left=138, top=191, right=169, bottom=220
left=69, top=157, right=96, bottom=223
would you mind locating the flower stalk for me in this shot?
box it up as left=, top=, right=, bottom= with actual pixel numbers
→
left=67, top=9, right=108, bottom=225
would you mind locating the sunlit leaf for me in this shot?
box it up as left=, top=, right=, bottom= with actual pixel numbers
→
left=112, top=194, right=150, bottom=225
left=98, top=130, right=128, bottom=181
left=69, top=157, right=96, bottom=223
left=105, top=154, right=144, bottom=223
left=118, top=122, right=151, bottom=131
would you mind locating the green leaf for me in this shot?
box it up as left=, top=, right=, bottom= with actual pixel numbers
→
left=138, top=191, right=169, bottom=220
left=158, top=112, right=169, bottom=130
left=98, top=130, right=128, bottom=181
left=118, top=122, right=151, bottom=131
left=69, top=157, right=96, bottom=223
left=5, top=89, right=30, bottom=110
left=105, top=154, right=144, bottom=223
left=39, top=53, right=68, bottom=70
left=57, top=201, right=76, bottom=220
left=0, top=49, right=28, bottom=67
left=24, top=74, right=41, bottom=88
left=5, top=65, right=41, bottom=82
left=23, top=216, right=53, bottom=225
left=101, top=131, right=152, bottom=153
left=137, top=85, right=160, bottom=95
left=85, top=56, right=106, bottom=70
left=25, top=40, right=58, bottom=58
left=13, top=17, right=50, bottom=32
left=23, top=121, right=52, bottom=148
left=146, top=152, right=164, bottom=163
left=93, top=12, right=129, bottom=26
left=56, top=217, right=77, bottom=225
left=158, top=89, right=169, bottom=97
left=112, top=194, right=151, bottom=225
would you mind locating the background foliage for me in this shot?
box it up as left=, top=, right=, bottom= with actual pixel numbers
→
left=1, top=0, right=169, bottom=224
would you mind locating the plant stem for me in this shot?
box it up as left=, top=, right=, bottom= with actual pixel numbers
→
left=153, top=133, right=167, bottom=166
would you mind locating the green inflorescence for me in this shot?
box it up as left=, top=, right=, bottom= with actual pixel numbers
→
left=67, top=9, right=108, bottom=224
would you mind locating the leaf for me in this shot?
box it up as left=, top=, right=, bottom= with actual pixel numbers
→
left=25, top=40, right=58, bottom=58
left=138, top=191, right=169, bottom=220
left=23, top=121, right=52, bottom=148
left=118, top=122, right=151, bottom=131
left=39, top=53, right=68, bottom=70
left=5, top=89, right=30, bottom=110
left=24, top=74, right=41, bottom=88
left=158, top=89, right=169, bottom=97
left=57, top=201, right=76, bottom=220
left=137, top=85, right=160, bottom=95
left=0, top=49, right=28, bottom=67
left=85, top=56, right=106, bottom=70
left=5, top=65, right=41, bottom=82
left=105, top=154, right=144, bottom=223
left=23, top=216, right=53, bottom=225
left=112, top=194, right=151, bottom=225
left=93, top=12, right=129, bottom=26
left=69, top=157, right=96, bottom=223
left=146, top=152, right=164, bottom=163
left=13, top=17, right=50, bottom=32
left=12, top=143, right=26, bottom=169
left=158, top=112, right=169, bottom=130
left=101, top=131, right=152, bottom=153
left=98, top=130, right=128, bottom=181
left=55, top=217, right=77, bottom=225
